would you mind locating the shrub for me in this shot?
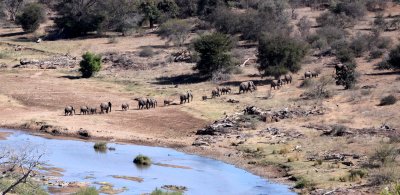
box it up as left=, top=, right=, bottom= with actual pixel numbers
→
left=316, top=26, right=346, bottom=45
left=376, top=59, right=392, bottom=70
left=374, top=14, right=388, bottom=31
left=300, top=78, right=315, bottom=88
left=366, top=0, right=389, bottom=12
left=388, top=45, right=400, bottom=70
left=16, top=3, right=46, bottom=32
left=370, top=167, right=398, bottom=185
left=74, top=187, right=99, bottom=195
left=150, top=188, right=182, bottom=195
left=380, top=182, right=400, bottom=195
left=294, top=178, right=315, bottom=189
left=209, top=7, right=242, bottom=35
left=139, top=47, right=155, bottom=57
left=336, top=48, right=355, bottom=63
left=369, top=143, right=399, bottom=167
left=158, top=19, right=191, bottom=47
left=335, top=62, right=358, bottom=89
left=257, top=34, right=308, bottom=78
left=297, top=16, right=312, bottom=37
left=349, top=169, right=367, bottom=181
left=316, top=12, right=354, bottom=28
left=193, top=33, right=233, bottom=77
left=370, top=49, right=384, bottom=59
left=79, top=52, right=101, bottom=78
left=330, top=1, right=366, bottom=20
left=379, top=95, right=397, bottom=106
left=133, top=154, right=152, bottom=165
left=93, top=142, right=107, bottom=152
left=349, top=33, right=370, bottom=57
left=302, top=76, right=334, bottom=99
left=330, top=124, right=348, bottom=136
left=107, top=36, right=118, bottom=44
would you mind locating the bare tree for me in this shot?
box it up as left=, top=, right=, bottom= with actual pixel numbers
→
left=0, top=144, right=45, bottom=195
left=3, top=0, right=25, bottom=21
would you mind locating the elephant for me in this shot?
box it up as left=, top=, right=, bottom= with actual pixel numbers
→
left=335, top=63, right=347, bottom=74
left=221, top=87, right=231, bottom=95
left=239, top=81, right=257, bottom=94
left=211, top=89, right=220, bottom=98
left=121, top=103, right=129, bottom=111
left=271, top=80, right=281, bottom=90
left=180, top=91, right=193, bottom=104
left=284, top=74, right=292, bottom=84
left=147, top=98, right=157, bottom=108
left=164, top=99, right=173, bottom=106
left=80, top=106, right=89, bottom=115
left=311, top=71, right=319, bottom=78
left=134, top=98, right=148, bottom=109
left=202, top=96, right=207, bottom=101
left=304, top=71, right=312, bottom=78
left=100, top=102, right=112, bottom=114
left=64, top=106, right=75, bottom=116
left=89, top=107, right=97, bottom=114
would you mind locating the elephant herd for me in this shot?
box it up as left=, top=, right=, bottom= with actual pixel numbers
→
left=211, top=87, right=232, bottom=98
left=65, top=102, right=113, bottom=116
left=304, top=71, right=319, bottom=79
left=271, top=74, right=293, bottom=90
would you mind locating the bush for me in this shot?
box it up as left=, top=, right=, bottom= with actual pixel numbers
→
left=107, top=36, right=118, bottom=44
left=336, top=48, right=355, bottom=63
left=330, top=124, right=348, bottom=136
left=139, top=47, right=155, bottom=57
left=388, top=45, right=400, bottom=70
left=193, top=33, right=233, bottom=77
left=379, top=95, right=397, bottom=106
left=300, top=78, right=315, bottom=88
left=302, top=76, right=334, bottom=99
left=370, top=49, right=384, bottom=59
left=370, top=143, right=399, bottom=167
left=93, top=142, right=107, bottom=152
left=79, top=52, right=102, bottom=78
left=74, top=187, right=99, bottom=195
left=376, top=59, right=391, bottom=70
left=209, top=7, right=242, bottom=35
left=335, top=62, right=358, bottom=89
left=16, top=3, right=46, bottom=32
left=294, top=178, right=315, bottom=189
left=366, top=0, right=389, bottom=12
left=330, top=1, right=366, bottom=20
left=316, top=12, right=355, bottom=28
left=257, top=34, right=308, bottom=78
left=349, top=169, right=367, bottom=181
left=158, top=19, right=191, bottom=47
left=133, top=154, right=152, bottom=165
left=316, top=26, right=346, bottom=45
left=381, top=182, right=400, bottom=195
left=349, top=33, right=370, bottom=57
left=150, top=188, right=182, bottom=195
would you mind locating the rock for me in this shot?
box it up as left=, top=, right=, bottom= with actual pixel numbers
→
left=77, top=129, right=90, bottom=138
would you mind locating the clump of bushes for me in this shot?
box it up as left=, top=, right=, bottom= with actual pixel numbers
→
left=133, top=154, right=152, bottom=165
left=294, top=178, right=315, bottom=189
left=93, top=142, right=107, bottom=152
left=379, top=95, right=397, bottom=106
left=150, top=188, right=182, bottom=195
left=16, top=3, right=46, bottom=32
left=301, top=76, right=334, bottom=99
left=74, top=187, right=99, bottom=195
left=79, top=52, right=101, bottom=78
left=139, top=47, right=155, bottom=57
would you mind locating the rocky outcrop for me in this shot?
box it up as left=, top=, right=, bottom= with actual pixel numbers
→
left=15, top=55, right=78, bottom=69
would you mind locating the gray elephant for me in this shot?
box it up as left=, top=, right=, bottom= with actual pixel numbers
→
left=311, top=71, right=319, bottom=78
left=221, top=87, right=231, bottom=95
left=164, top=99, right=173, bottom=106
left=121, top=103, right=129, bottom=111
left=304, top=71, right=312, bottom=78
left=134, top=98, right=148, bottom=109
left=100, top=102, right=112, bottom=114
left=180, top=91, right=193, bottom=104
left=239, top=81, right=257, bottom=94
left=80, top=106, right=89, bottom=115
left=271, top=80, right=281, bottom=90
left=89, top=107, right=97, bottom=114
left=284, top=74, right=292, bottom=84
left=65, top=106, right=75, bottom=116
left=211, top=89, right=220, bottom=98
left=147, top=98, right=157, bottom=108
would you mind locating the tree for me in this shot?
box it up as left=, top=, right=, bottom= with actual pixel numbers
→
left=257, top=34, right=308, bottom=78
left=54, top=0, right=105, bottom=37
left=197, top=0, right=227, bottom=17
left=175, top=0, right=197, bottom=18
left=79, top=52, right=102, bottom=78
left=388, top=44, right=400, bottom=70
left=193, top=33, right=233, bottom=77
left=16, top=3, right=45, bottom=32
left=2, top=0, right=25, bottom=21
left=158, top=19, right=191, bottom=47
left=335, top=62, right=357, bottom=89
left=0, top=144, right=46, bottom=195
left=297, top=16, right=312, bottom=37
left=139, top=0, right=160, bottom=28
left=157, top=0, right=179, bottom=22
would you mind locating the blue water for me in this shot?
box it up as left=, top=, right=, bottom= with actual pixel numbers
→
left=0, top=129, right=295, bottom=195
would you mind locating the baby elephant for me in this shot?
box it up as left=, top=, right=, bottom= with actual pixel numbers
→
left=121, top=103, right=129, bottom=111
left=89, top=107, right=97, bottom=114
left=164, top=99, right=173, bottom=106
left=271, top=80, right=281, bottom=90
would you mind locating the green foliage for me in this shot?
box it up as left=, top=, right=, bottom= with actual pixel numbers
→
left=0, top=179, right=48, bottom=195
left=335, top=62, right=357, bottom=89
left=79, top=52, right=102, bottom=78
left=193, top=33, right=233, bottom=77
left=197, top=0, right=227, bottom=16
left=388, top=45, right=400, bottom=70
left=349, top=169, right=367, bottom=181
left=257, top=34, right=308, bottom=78
left=157, top=0, right=179, bottom=22
left=16, top=3, right=46, bottom=32
left=134, top=154, right=152, bottom=165
left=140, top=0, right=160, bottom=28
left=74, top=187, right=99, bottom=195
left=294, top=178, right=315, bottom=189
left=150, top=188, right=183, bottom=195
left=93, top=142, right=107, bottom=152
left=158, top=19, right=191, bottom=47
left=381, top=183, right=400, bottom=195
left=379, top=95, right=397, bottom=106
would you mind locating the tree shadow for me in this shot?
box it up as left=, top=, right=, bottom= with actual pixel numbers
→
left=0, top=31, right=27, bottom=38
left=152, top=73, right=208, bottom=85
left=58, top=75, right=81, bottom=80
left=365, top=71, right=400, bottom=76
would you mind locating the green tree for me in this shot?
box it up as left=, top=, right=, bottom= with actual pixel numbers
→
left=140, top=0, right=160, bottom=28
left=79, top=52, right=102, bottom=78
left=158, top=19, right=191, bottom=47
left=193, top=33, right=233, bottom=77
left=16, top=3, right=45, bottom=32
left=388, top=44, right=400, bottom=70
left=157, top=0, right=179, bottom=22
left=257, top=34, right=308, bottom=78
left=335, top=62, right=357, bottom=89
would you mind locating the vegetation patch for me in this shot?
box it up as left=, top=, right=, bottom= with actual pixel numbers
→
left=133, top=154, right=152, bottom=166
left=379, top=95, right=397, bottom=106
